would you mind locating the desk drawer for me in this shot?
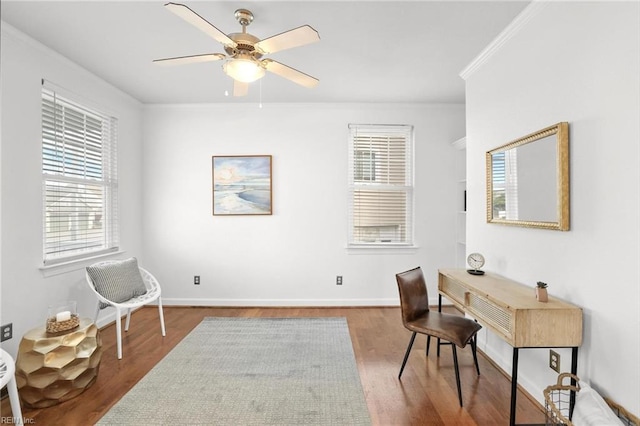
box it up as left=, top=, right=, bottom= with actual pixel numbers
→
left=440, top=276, right=466, bottom=305
left=440, top=273, right=514, bottom=344
left=466, top=292, right=512, bottom=339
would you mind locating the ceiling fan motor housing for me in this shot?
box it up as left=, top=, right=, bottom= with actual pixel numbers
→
left=224, top=32, right=263, bottom=59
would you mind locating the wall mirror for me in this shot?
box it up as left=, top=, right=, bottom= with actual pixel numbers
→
left=486, top=122, right=569, bottom=230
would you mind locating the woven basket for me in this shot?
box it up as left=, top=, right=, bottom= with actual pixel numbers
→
left=544, top=373, right=639, bottom=426
left=544, top=372, right=580, bottom=425
left=605, top=398, right=640, bottom=426
left=46, top=314, right=80, bottom=334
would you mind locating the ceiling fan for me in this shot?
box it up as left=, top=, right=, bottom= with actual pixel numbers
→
left=154, top=2, right=320, bottom=97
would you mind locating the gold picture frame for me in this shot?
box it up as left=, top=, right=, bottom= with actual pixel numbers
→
left=486, top=122, right=569, bottom=230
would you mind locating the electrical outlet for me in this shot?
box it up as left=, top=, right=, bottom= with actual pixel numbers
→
left=194, top=276, right=200, bottom=285
left=336, top=276, right=343, bottom=285
left=549, top=350, right=560, bottom=373
left=1, top=323, right=13, bottom=342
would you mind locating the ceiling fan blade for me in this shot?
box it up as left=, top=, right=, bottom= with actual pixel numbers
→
left=153, top=53, right=226, bottom=65
left=263, top=59, right=319, bottom=88
left=165, top=2, right=236, bottom=48
left=233, top=80, right=249, bottom=97
left=255, top=25, right=320, bottom=54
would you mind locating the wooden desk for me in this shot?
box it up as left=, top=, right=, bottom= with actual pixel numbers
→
left=438, top=269, right=583, bottom=426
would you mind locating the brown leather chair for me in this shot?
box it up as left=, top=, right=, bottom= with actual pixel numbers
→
left=396, top=266, right=482, bottom=407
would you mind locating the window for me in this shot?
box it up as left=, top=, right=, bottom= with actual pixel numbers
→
left=491, top=152, right=506, bottom=218
left=491, top=150, right=519, bottom=220
left=42, top=88, right=119, bottom=264
left=348, top=124, right=414, bottom=246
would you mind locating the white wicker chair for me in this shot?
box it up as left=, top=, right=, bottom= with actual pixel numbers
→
left=1, top=348, right=23, bottom=425
left=86, top=260, right=166, bottom=359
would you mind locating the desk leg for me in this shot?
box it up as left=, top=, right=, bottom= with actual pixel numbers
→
left=510, top=348, right=519, bottom=426
left=437, top=294, right=442, bottom=357
left=569, top=347, right=578, bottom=420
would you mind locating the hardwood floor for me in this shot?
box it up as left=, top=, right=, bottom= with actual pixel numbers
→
left=2, top=306, right=545, bottom=425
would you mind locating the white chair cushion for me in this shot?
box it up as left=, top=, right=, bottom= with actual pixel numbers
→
left=572, top=381, right=624, bottom=426
left=87, top=258, right=148, bottom=308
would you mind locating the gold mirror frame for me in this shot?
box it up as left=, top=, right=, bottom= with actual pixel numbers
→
left=486, top=122, right=569, bottom=231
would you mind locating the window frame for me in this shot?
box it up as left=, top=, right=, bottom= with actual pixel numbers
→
left=347, top=124, right=415, bottom=249
left=41, top=86, right=119, bottom=266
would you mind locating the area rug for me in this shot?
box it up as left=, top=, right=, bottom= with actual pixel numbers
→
left=98, top=317, right=371, bottom=425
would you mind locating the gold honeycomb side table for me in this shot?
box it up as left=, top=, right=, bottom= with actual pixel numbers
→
left=15, top=318, right=102, bottom=408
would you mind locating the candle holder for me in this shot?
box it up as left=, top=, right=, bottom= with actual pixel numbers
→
left=46, top=301, right=79, bottom=334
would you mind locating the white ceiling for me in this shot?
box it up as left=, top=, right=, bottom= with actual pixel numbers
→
left=0, top=1, right=529, bottom=104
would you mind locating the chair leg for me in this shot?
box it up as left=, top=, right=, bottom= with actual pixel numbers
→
left=471, top=335, right=480, bottom=376
left=124, top=308, right=132, bottom=332
left=452, top=345, right=463, bottom=407
left=426, top=335, right=431, bottom=356
left=398, top=332, right=417, bottom=379
left=93, top=304, right=100, bottom=324
left=115, top=308, right=123, bottom=360
left=158, top=297, right=166, bottom=336
left=7, top=373, right=23, bottom=425
left=437, top=338, right=441, bottom=357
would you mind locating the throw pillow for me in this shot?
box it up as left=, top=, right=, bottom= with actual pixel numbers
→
left=87, top=257, right=148, bottom=309
left=572, top=381, right=624, bottom=426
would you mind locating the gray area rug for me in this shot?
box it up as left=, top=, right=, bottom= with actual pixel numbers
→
left=99, top=317, right=371, bottom=425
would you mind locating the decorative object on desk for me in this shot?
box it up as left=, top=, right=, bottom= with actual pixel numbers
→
left=536, top=281, right=549, bottom=302
left=466, top=252, right=485, bottom=275
left=212, top=155, right=272, bottom=215
left=46, top=300, right=79, bottom=334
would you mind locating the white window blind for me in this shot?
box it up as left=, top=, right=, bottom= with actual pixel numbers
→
left=491, top=152, right=506, bottom=218
left=42, top=88, right=119, bottom=264
left=504, top=149, right=519, bottom=220
left=348, top=124, right=414, bottom=246
left=491, top=150, right=519, bottom=220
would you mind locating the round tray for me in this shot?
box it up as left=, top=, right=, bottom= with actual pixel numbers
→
left=46, top=314, right=80, bottom=334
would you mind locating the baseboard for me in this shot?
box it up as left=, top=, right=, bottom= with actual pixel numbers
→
left=93, top=299, right=403, bottom=329
left=95, top=311, right=118, bottom=329
left=161, top=298, right=399, bottom=307
left=159, top=297, right=448, bottom=307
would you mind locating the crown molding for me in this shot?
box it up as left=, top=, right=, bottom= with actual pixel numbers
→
left=459, top=1, right=550, bottom=81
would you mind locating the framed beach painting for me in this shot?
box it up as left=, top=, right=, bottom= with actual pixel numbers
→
left=212, top=155, right=272, bottom=215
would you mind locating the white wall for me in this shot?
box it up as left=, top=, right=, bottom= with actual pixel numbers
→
left=142, top=103, right=464, bottom=306
left=0, top=23, right=144, bottom=356
left=0, top=19, right=465, bottom=356
left=464, top=1, right=639, bottom=415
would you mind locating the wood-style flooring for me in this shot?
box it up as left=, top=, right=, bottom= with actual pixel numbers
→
left=2, top=306, right=545, bottom=425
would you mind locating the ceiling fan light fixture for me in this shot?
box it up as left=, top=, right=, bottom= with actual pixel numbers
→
left=223, top=57, right=265, bottom=83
